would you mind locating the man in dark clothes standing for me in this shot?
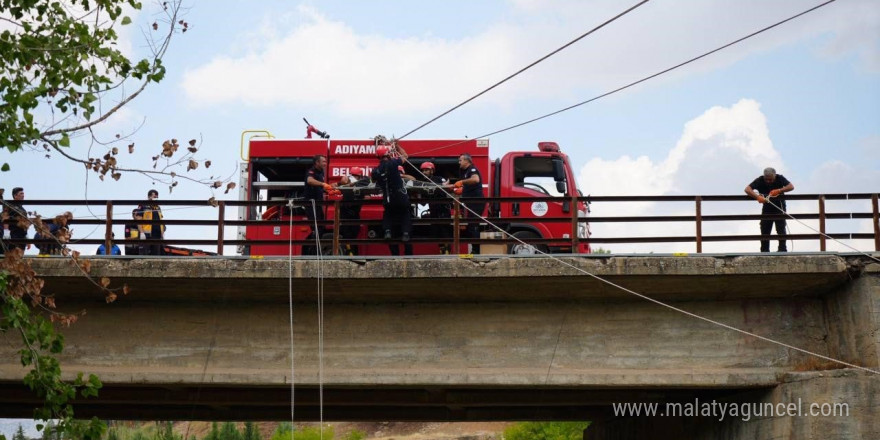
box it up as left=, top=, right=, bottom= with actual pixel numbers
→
left=454, top=154, right=486, bottom=254
left=371, top=140, right=412, bottom=256
left=304, top=154, right=332, bottom=237
left=745, top=167, right=794, bottom=252
left=4, top=187, right=29, bottom=251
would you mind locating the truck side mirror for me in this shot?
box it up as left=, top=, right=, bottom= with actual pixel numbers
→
left=552, top=158, right=566, bottom=181
left=552, top=158, right=567, bottom=195
left=556, top=181, right=567, bottom=194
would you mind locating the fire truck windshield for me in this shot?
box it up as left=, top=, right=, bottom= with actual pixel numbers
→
left=513, top=157, right=570, bottom=196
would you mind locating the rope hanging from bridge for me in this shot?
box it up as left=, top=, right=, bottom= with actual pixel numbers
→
left=397, top=149, right=880, bottom=376
left=764, top=199, right=880, bottom=265
left=287, top=199, right=297, bottom=430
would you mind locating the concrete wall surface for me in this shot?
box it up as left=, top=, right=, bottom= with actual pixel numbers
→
left=584, top=369, right=879, bottom=440
left=0, top=254, right=877, bottom=435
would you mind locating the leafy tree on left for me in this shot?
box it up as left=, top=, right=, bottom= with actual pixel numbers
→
left=1, top=1, right=188, bottom=439
left=0, top=0, right=208, bottom=185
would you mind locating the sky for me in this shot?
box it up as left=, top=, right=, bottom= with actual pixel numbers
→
left=1, top=1, right=879, bottom=434
left=1, top=0, right=879, bottom=257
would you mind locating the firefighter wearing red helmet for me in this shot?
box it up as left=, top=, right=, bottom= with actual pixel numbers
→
left=370, top=140, right=413, bottom=255
left=419, top=161, right=452, bottom=253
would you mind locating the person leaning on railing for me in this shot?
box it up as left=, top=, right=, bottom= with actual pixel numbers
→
left=3, top=187, right=30, bottom=252
left=745, top=167, right=794, bottom=252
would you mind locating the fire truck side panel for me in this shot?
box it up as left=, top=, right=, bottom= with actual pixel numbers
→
left=246, top=139, right=328, bottom=256
left=243, top=137, right=587, bottom=256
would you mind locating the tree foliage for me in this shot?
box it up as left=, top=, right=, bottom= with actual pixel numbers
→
left=0, top=2, right=191, bottom=438
left=12, top=425, right=27, bottom=440
left=502, top=421, right=590, bottom=440
left=1, top=0, right=164, bottom=158
left=269, top=424, right=333, bottom=440
left=242, top=422, right=260, bottom=440
left=0, top=0, right=220, bottom=191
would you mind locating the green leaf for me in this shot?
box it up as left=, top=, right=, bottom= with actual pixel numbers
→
left=59, top=134, right=70, bottom=147
left=1, top=163, right=9, bottom=172
left=121, top=16, right=132, bottom=25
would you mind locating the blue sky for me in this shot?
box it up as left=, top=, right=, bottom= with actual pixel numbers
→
left=1, top=0, right=878, bottom=255
left=0, top=0, right=879, bottom=434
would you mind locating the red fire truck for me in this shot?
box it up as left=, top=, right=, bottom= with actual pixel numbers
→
left=238, top=134, right=590, bottom=256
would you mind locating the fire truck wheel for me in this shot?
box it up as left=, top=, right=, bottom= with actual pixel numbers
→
left=509, top=231, right=548, bottom=255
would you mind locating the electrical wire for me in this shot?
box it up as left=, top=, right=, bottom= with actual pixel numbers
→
left=402, top=159, right=880, bottom=376
left=403, top=0, right=840, bottom=158
left=398, top=0, right=651, bottom=140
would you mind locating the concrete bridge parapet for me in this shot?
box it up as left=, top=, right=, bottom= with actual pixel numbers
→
left=0, top=254, right=876, bottom=439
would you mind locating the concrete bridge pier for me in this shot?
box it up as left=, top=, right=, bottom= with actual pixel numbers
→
left=584, top=369, right=878, bottom=439
left=584, top=270, right=879, bottom=439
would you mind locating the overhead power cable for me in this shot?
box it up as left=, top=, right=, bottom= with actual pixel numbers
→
left=409, top=0, right=839, bottom=157
left=397, top=0, right=651, bottom=140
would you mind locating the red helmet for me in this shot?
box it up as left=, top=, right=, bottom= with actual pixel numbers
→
left=398, top=165, right=405, bottom=173
left=376, top=145, right=390, bottom=157
left=350, top=167, right=364, bottom=177
left=420, top=162, right=435, bottom=170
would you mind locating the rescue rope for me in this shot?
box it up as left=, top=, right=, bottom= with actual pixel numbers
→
left=288, top=199, right=297, bottom=430
left=405, top=164, right=880, bottom=376
left=765, top=199, right=880, bottom=265
left=309, top=200, right=327, bottom=439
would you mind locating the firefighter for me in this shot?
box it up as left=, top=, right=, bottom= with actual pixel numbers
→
left=303, top=154, right=333, bottom=242
left=371, top=141, right=412, bottom=256
left=338, top=166, right=368, bottom=256
left=420, top=161, right=452, bottom=254
left=745, top=167, right=794, bottom=252
left=399, top=165, right=416, bottom=181
left=455, top=153, right=486, bottom=254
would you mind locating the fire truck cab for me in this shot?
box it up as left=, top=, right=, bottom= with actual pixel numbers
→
left=239, top=136, right=589, bottom=256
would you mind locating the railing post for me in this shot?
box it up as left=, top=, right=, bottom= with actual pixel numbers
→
left=105, top=201, right=113, bottom=255
left=332, top=200, right=340, bottom=256
left=571, top=194, right=579, bottom=254
left=695, top=196, right=702, bottom=254
left=873, top=193, right=879, bottom=251
left=217, top=201, right=225, bottom=255
left=453, top=198, right=460, bottom=254
left=818, top=196, right=826, bottom=252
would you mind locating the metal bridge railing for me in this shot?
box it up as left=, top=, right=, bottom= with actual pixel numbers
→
left=4, top=193, right=878, bottom=255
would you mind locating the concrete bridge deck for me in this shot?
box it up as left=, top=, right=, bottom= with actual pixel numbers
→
left=1, top=254, right=878, bottom=438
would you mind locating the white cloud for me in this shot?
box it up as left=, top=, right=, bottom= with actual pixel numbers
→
left=579, top=98, right=782, bottom=198
left=181, top=0, right=880, bottom=115
left=576, top=98, right=878, bottom=254
left=181, top=5, right=518, bottom=114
